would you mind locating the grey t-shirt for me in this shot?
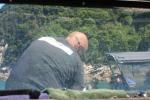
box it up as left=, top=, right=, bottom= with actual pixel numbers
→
left=6, top=37, right=84, bottom=91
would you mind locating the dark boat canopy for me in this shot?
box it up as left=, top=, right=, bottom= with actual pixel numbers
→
left=106, top=52, right=150, bottom=64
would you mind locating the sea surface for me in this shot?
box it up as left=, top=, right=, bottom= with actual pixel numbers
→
left=0, top=80, right=5, bottom=90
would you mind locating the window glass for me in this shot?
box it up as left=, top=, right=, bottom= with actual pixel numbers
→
left=0, top=3, right=150, bottom=91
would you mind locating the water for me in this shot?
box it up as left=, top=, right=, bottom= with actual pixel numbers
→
left=0, top=80, right=5, bottom=90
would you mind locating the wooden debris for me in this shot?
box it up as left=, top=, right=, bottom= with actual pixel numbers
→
left=84, top=63, right=112, bottom=83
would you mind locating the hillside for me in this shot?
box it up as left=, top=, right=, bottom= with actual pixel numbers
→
left=0, top=4, right=149, bottom=67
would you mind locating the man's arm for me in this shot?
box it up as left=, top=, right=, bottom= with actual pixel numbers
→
left=71, top=59, right=84, bottom=90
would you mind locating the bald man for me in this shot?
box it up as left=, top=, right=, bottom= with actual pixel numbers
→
left=6, top=31, right=88, bottom=91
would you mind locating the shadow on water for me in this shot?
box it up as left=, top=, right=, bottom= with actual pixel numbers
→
left=0, top=80, right=5, bottom=90
left=144, top=69, right=150, bottom=90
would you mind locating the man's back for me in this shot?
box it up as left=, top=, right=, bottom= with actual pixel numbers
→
left=6, top=37, right=84, bottom=91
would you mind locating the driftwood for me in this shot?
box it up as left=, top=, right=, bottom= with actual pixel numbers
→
left=0, top=67, right=10, bottom=80
left=84, top=63, right=112, bottom=83
left=0, top=41, right=8, bottom=66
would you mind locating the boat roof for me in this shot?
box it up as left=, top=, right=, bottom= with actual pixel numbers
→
left=106, top=52, right=150, bottom=64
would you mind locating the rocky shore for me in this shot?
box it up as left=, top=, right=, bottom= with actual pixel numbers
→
left=0, top=67, right=10, bottom=81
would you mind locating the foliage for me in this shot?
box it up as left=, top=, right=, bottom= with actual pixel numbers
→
left=0, top=5, right=149, bottom=66
left=45, top=88, right=127, bottom=99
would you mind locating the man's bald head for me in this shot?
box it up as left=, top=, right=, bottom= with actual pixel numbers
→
left=66, top=31, right=88, bottom=52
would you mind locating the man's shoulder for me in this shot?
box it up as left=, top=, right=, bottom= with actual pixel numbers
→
left=37, top=36, right=74, bottom=55
left=37, top=36, right=65, bottom=43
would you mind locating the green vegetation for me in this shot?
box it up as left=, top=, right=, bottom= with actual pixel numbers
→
left=0, top=5, right=150, bottom=67
left=44, top=88, right=127, bottom=99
